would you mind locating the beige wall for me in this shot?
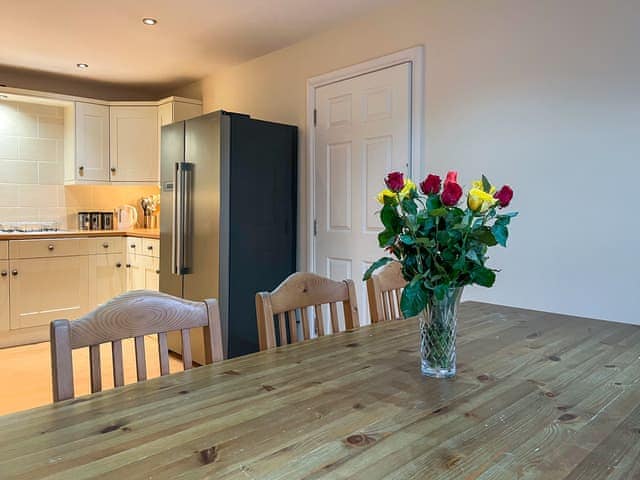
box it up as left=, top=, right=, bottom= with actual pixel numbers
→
left=188, top=0, right=640, bottom=324
left=0, top=98, right=158, bottom=229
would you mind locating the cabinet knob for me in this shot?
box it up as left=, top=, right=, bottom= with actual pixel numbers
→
left=0, top=271, right=7, bottom=277
left=48, top=244, right=55, bottom=251
left=126, top=264, right=131, bottom=268
left=111, top=167, right=116, bottom=173
left=147, top=245, right=153, bottom=250
left=78, top=166, right=85, bottom=174
left=116, top=262, right=122, bottom=268
left=102, top=243, right=109, bottom=248
left=11, top=269, right=18, bottom=276
left=130, top=244, right=136, bottom=249
left=155, top=269, right=160, bottom=274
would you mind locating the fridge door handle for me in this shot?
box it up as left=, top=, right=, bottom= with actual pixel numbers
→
left=172, top=162, right=193, bottom=275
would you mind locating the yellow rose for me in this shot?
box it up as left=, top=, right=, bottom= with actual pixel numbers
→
left=376, top=188, right=397, bottom=205
left=399, top=179, right=417, bottom=200
left=472, top=180, right=496, bottom=195
left=467, top=188, right=496, bottom=212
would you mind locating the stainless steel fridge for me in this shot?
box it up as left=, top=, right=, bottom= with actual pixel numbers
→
left=160, top=111, right=297, bottom=362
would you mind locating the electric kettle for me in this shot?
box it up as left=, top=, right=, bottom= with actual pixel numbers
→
left=116, top=205, right=138, bottom=230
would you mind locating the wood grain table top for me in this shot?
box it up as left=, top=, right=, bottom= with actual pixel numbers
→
left=1, top=302, right=639, bottom=479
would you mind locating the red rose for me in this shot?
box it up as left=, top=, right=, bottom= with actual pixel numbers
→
left=494, top=185, right=514, bottom=208
left=419, top=174, right=441, bottom=195
left=384, top=171, right=405, bottom=192
left=444, top=171, right=458, bottom=185
left=441, top=182, right=463, bottom=206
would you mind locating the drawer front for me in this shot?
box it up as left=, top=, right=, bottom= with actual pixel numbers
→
left=126, top=237, right=142, bottom=254
left=0, top=241, right=7, bottom=260
left=142, top=238, right=159, bottom=257
left=9, top=238, right=90, bottom=259
left=91, top=237, right=124, bottom=254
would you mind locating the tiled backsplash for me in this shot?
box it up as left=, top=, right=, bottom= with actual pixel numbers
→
left=0, top=99, right=159, bottom=229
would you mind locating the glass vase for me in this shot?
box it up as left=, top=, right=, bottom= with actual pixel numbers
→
left=419, top=287, right=463, bottom=378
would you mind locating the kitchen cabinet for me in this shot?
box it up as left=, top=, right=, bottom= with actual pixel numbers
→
left=70, top=102, right=110, bottom=183
left=110, top=106, right=159, bottom=183
left=0, top=261, right=9, bottom=333
left=90, top=254, right=126, bottom=306
left=10, top=256, right=90, bottom=330
left=126, top=237, right=159, bottom=291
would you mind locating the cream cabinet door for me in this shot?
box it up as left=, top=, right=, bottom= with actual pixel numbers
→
left=126, top=252, right=146, bottom=291
left=110, top=106, right=159, bottom=182
left=144, top=256, right=160, bottom=291
left=10, top=256, right=90, bottom=329
left=0, top=261, right=9, bottom=333
left=90, top=254, right=126, bottom=306
left=75, top=102, right=110, bottom=182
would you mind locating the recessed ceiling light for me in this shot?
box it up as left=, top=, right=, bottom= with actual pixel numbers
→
left=76, top=63, right=89, bottom=69
left=0, top=95, right=8, bottom=100
left=142, top=17, right=157, bottom=25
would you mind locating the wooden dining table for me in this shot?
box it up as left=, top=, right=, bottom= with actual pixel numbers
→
left=1, top=302, right=640, bottom=479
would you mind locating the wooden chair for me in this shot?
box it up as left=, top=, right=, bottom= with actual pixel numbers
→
left=255, top=272, right=359, bottom=350
left=50, top=290, right=224, bottom=402
left=366, top=261, right=407, bottom=323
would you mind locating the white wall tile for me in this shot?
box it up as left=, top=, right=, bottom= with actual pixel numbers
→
left=0, top=161, right=38, bottom=184
left=18, top=103, right=63, bottom=118
left=18, top=185, right=59, bottom=208
left=19, top=137, right=57, bottom=162
left=14, top=113, right=37, bottom=137
left=0, top=137, right=18, bottom=160
left=0, top=185, right=19, bottom=207
left=38, top=116, right=64, bottom=139
left=38, top=161, right=64, bottom=185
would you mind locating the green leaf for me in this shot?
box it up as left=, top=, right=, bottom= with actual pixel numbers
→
left=401, top=198, right=417, bottom=215
left=426, top=195, right=442, bottom=211
left=378, top=229, right=396, bottom=247
left=433, top=284, right=449, bottom=301
left=429, top=208, right=447, bottom=217
left=381, top=204, right=400, bottom=232
left=471, top=266, right=496, bottom=287
left=399, top=234, right=415, bottom=245
left=498, top=211, right=519, bottom=219
left=465, top=249, right=481, bottom=265
left=482, top=175, right=492, bottom=193
left=471, top=227, right=498, bottom=246
left=415, top=237, right=435, bottom=248
left=491, top=223, right=508, bottom=247
left=400, top=278, right=429, bottom=317
left=362, top=257, right=394, bottom=281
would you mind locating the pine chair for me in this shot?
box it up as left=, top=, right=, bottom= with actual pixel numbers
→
left=50, top=290, right=224, bottom=402
left=255, top=272, right=359, bottom=350
left=366, top=261, right=407, bottom=323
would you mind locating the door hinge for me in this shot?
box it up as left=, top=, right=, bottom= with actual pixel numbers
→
left=313, top=108, right=317, bottom=127
left=313, top=219, right=318, bottom=237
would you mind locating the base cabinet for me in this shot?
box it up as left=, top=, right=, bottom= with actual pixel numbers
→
left=9, top=256, right=90, bottom=330
left=0, top=261, right=9, bottom=333
left=126, top=238, right=159, bottom=291
left=90, top=253, right=126, bottom=306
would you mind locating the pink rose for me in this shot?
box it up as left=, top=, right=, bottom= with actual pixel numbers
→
left=444, top=171, right=458, bottom=185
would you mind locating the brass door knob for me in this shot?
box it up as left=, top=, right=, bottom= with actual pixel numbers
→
left=48, top=244, right=54, bottom=251
left=0, top=271, right=7, bottom=277
left=102, top=243, right=109, bottom=248
left=116, top=263, right=122, bottom=268
left=111, top=167, right=116, bottom=173
left=11, top=269, right=18, bottom=276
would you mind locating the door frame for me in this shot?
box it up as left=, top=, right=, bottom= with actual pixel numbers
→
left=306, top=45, right=424, bottom=273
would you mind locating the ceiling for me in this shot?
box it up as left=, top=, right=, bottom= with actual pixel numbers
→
left=0, top=0, right=393, bottom=94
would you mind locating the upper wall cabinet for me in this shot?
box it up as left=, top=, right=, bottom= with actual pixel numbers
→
left=110, top=106, right=159, bottom=183
left=72, top=102, right=110, bottom=183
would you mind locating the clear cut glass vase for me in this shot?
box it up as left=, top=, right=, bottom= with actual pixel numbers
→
left=419, top=287, right=463, bottom=378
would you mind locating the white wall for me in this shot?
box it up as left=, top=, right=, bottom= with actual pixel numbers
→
left=189, top=0, right=640, bottom=324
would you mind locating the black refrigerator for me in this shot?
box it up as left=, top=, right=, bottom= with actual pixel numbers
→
left=159, top=111, right=297, bottom=361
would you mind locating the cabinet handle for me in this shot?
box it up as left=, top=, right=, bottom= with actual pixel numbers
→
left=102, top=243, right=109, bottom=248
left=0, top=271, right=7, bottom=277
left=48, top=244, right=55, bottom=251
left=111, top=167, right=116, bottom=173
left=11, top=269, right=18, bottom=276
left=116, top=262, right=122, bottom=268
left=126, top=264, right=131, bottom=268
left=155, top=269, right=160, bottom=274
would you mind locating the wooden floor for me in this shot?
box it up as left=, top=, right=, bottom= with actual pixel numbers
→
left=0, top=337, right=183, bottom=415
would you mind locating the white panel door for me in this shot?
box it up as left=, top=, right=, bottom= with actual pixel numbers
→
left=75, top=102, right=110, bottom=182
left=315, top=63, right=411, bottom=325
left=110, top=106, right=159, bottom=182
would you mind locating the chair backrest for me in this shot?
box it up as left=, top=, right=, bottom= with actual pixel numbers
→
left=255, top=272, right=359, bottom=350
left=50, top=290, right=224, bottom=402
left=366, top=261, right=407, bottom=323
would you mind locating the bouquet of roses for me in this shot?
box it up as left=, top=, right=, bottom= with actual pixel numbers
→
left=363, top=170, right=517, bottom=318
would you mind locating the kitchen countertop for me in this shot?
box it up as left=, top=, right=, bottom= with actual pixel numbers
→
left=0, top=228, right=159, bottom=241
